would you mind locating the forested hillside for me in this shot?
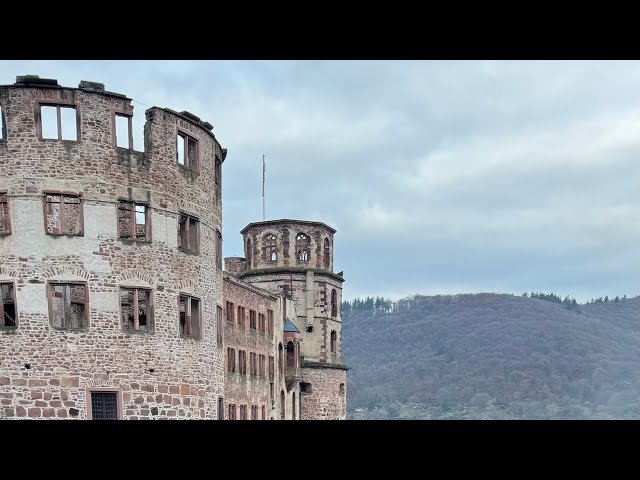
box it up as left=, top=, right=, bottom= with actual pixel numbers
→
left=341, top=293, right=640, bottom=419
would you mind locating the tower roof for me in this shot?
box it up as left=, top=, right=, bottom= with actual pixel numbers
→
left=240, top=219, right=336, bottom=234
left=283, top=318, right=300, bottom=333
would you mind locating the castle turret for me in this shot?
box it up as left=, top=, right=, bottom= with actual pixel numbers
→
left=235, top=219, right=348, bottom=420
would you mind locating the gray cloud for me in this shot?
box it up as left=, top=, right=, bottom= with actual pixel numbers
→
left=2, top=60, right=638, bottom=303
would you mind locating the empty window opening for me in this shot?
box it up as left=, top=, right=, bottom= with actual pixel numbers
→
left=263, top=234, right=277, bottom=262
left=120, top=287, right=153, bottom=333
left=44, top=193, right=83, bottom=236
left=227, top=348, right=236, bottom=372
left=178, top=213, right=199, bottom=254
left=246, top=239, right=252, bottom=266
left=258, top=312, right=265, bottom=332
left=278, top=343, right=283, bottom=373
left=89, top=391, right=119, bottom=420
left=269, top=356, right=274, bottom=381
left=40, top=104, right=78, bottom=141
left=331, top=289, right=338, bottom=317
left=286, top=341, right=296, bottom=368
left=179, top=294, right=201, bottom=338
left=115, top=114, right=132, bottom=149
left=216, top=229, right=222, bottom=268
left=1, top=282, right=17, bottom=327
left=226, top=301, right=235, bottom=323
left=251, top=405, right=257, bottom=420
left=300, top=382, right=312, bottom=394
left=118, top=201, right=149, bottom=242
left=339, top=383, right=345, bottom=395
left=324, top=238, right=330, bottom=268
left=259, top=354, right=265, bottom=377
left=330, top=330, right=337, bottom=353
left=237, top=305, right=245, bottom=328
left=216, top=304, right=223, bottom=343
left=270, top=382, right=274, bottom=401
left=292, top=392, right=296, bottom=420
left=176, top=131, right=198, bottom=170
left=215, top=155, right=222, bottom=185
left=1, top=104, right=6, bottom=139
left=0, top=193, right=10, bottom=234
left=280, top=391, right=285, bottom=420
left=249, top=309, right=256, bottom=329
left=218, top=397, right=224, bottom=420
left=49, top=283, right=88, bottom=329
left=267, top=309, right=274, bottom=337
left=296, top=233, right=310, bottom=262
left=262, top=405, right=266, bottom=420
left=240, top=405, right=247, bottom=420
left=228, top=404, right=236, bottom=420
left=250, top=352, right=257, bottom=376
left=239, top=350, right=247, bottom=375
left=307, top=325, right=313, bottom=333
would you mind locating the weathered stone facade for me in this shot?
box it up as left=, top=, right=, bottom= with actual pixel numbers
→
left=0, top=76, right=226, bottom=419
left=228, top=219, right=348, bottom=419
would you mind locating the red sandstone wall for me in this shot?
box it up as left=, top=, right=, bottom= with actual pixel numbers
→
left=300, top=366, right=347, bottom=420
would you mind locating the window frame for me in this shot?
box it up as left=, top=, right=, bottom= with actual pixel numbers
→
left=47, top=281, right=89, bottom=330
left=214, top=154, right=222, bottom=186
left=0, top=102, right=6, bottom=140
left=117, top=199, right=151, bottom=242
left=0, top=192, right=11, bottom=235
left=249, top=309, right=256, bottom=330
left=0, top=281, right=17, bottom=328
left=86, top=387, right=122, bottom=420
left=42, top=191, right=85, bottom=237
left=35, top=100, right=81, bottom=142
left=263, top=233, right=277, bottom=263
left=216, top=304, right=223, bottom=344
left=267, top=309, right=274, bottom=337
left=178, top=211, right=200, bottom=255
left=176, top=128, right=199, bottom=172
left=237, top=305, right=245, bottom=328
left=218, top=397, right=224, bottom=421
left=112, top=111, right=133, bottom=149
left=119, top=286, right=154, bottom=333
left=179, top=293, right=202, bottom=339
left=227, top=347, right=236, bottom=373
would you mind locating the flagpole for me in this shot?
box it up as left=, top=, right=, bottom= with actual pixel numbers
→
left=262, top=154, right=265, bottom=221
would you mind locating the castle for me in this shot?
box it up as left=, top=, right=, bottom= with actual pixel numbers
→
left=0, top=76, right=347, bottom=420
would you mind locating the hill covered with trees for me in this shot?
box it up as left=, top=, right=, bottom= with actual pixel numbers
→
left=341, top=293, right=640, bottom=419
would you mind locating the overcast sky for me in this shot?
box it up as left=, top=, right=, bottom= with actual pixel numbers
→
left=2, top=60, right=638, bottom=302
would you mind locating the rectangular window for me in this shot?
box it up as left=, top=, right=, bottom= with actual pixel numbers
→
left=240, top=405, right=246, bottom=420
left=249, top=309, right=256, bottom=330
left=215, top=229, right=222, bottom=268
left=258, top=313, right=265, bottom=333
left=176, top=130, right=198, bottom=171
left=267, top=309, right=274, bottom=337
left=269, top=356, right=274, bottom=381
left=239, top=350, right=246, bottom=375
left=179, top=294, right=201, bottom=338
left=262, top=405, right=266, bottom=420
left=0, top=103, right=6, bottom=140
left=120, top=287, right=153, bottom=333
left=237, top=306, right=245, bottom=328
left=250, top=352, right=256, bottom=376
left=270, top=382, right=274, bottom=402
left=227, top=348, right=236, bottom=372
left=218, top=397, right=224, bottom=420
left=214, top=155, right=221, bottom=185
left=88, top=390, right=121, bottom=420
left=38, top=103, right=78, bottom=141
left=226, top=301, right=234, bottom=323
left=44, top=193, right=84, bottom=236
left=0, top=193, right=10, bottom=234
left=251, top=405, right=257, bottom=420
left=114, top=113, right=132, bottom=149
left=216, top=304, right=223, bottom=344
left=117, top=200, right=149, bottom=242
left=178, top=212, right=199, bottom=254
left=259, top=354, right=265, bottom=377
left=228, top=404, right=236, bottom=420
left=1, top=282, right=17, bottom=327
left=48, top=283, right=88, bottom=329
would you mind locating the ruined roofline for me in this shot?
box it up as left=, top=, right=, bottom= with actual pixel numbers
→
left=3, top=75, right=227, bottom=160
left=240, top=219, right=336, bottom=235
left=223, top=271, right=280, bottom=300
left=237, top=267, right=345, bottom=283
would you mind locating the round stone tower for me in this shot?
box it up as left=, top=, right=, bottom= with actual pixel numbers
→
left=0, top=76, right=226, bottom=419
left=236, top=219, right=347, bottom=419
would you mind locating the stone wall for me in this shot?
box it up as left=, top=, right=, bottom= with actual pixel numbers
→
left=300, top=365, right=347, bottom=420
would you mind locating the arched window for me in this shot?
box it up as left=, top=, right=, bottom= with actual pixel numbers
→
left=295, top=233, right=310, bottom=262
left=339, top=383, right=345, bottom=395
left=246, top=238, right=252, bottom=266
left=324, top=238, right=330, bottom=268
left=264, top=234, right=277, bottom=262
left=292, top=392, right=296, bottom=420
left=330, top=330, right=337, bottom=353
left=286, top=341, right=295, bottom=368
left=278, top=342, right=283, bottom=373
left=280, top=390, right=285, bottom=420
left=331, top=289, right=337, bottom=317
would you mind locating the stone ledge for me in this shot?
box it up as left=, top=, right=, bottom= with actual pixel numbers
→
left=301, top=361, right=349, bottom=371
